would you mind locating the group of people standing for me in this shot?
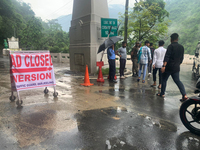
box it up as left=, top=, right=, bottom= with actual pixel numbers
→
left=131, top=40, right=165, bottom=87
left=107, top=33, right=188, bottom=102
left=107, top=41, right=128, bottom=83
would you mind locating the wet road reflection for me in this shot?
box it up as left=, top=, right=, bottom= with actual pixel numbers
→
left=0, top=55, right=199, bottom=149
left=0, top=55, right=9, bottom=74
left=75, top=107, right=178, bottom=149
left=14, top=109, right=55, bottom=147
left=176, top=132, right=200, bottom=150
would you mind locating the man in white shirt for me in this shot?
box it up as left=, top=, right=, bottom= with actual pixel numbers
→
left=151, top=40, right=166, bottom=89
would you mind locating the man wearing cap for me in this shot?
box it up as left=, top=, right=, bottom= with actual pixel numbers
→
left=131, top=41, right=140, bottom=77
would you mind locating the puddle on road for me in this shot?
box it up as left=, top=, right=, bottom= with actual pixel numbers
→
left=105, top=138, right=127, bottom=149
left=0, top=106, right=182, bottom=149
left=138, top=113, right=177, bottom=132
left=105, top=137, right=133, bottom=150
left=99, top=107, right=127, bottom=117
left=64, top=74, right=71, bottom=77
left=75, top=107, right=178, bottom=149
left=13, top=107, right=77, bottom=148
left=76, top=107, right=177, bottom=135
left=100, top=88, right=154, bottom=96
left=74, top=107, right=177, bottom=150
left=176, top=132, right=200, bottom=150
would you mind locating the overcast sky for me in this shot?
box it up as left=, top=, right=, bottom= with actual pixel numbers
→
left=21, top=0, right=135, bottom=20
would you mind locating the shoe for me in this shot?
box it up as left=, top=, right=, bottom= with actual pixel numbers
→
left=157, top=85, right=161, bottom=89
left=137, top=78, right=140, bottom=82
left=112, top=80, right=117, bottom=83
left=180, top=96, right=188, bottom=102
left=120, top=76, right=125, bottom=79
left=148, top=73, right=151, bottom=77
left=156, top=93, right=165, bottom=98
left=142, top=80, right=145, bottom=83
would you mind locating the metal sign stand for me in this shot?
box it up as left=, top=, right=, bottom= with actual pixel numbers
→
left=9, top=50, right=58, bottom=108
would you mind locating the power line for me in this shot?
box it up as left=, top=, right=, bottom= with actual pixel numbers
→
left=43, top=0, right=73, bottom=20
left=56, top=14, right=72, bottom=23
left=43, top=0, right=72, bottom=19
left=44, top=0, right=120, bottom=21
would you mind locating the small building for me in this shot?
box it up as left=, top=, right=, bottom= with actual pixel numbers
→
left=3, top=36, right=22, bottom=56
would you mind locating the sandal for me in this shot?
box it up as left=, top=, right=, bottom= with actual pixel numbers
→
left=151, top=84, right=156, bottom=87
left=157, top=85, right=161, bottom=89
left=180, top=96, right=188, bottom=102
left=156, top=93, right=165, bottom=98
left=142, top=80, right=145, bottom=83
left=137, top=78, right=140, bottom=82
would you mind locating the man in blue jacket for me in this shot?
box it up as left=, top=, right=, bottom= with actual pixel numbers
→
left=107, top=44, right=117, bottom=83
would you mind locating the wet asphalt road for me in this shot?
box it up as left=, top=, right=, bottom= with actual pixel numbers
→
left=0, top=55, right=200, bottom=150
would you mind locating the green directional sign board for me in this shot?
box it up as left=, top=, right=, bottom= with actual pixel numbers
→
left=101, top=18, right=118, bottom=37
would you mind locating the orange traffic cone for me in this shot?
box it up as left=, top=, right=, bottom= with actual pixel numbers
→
left=97, top=66, right=104, bottom=82
left=81, top=65, right=94, bottom=86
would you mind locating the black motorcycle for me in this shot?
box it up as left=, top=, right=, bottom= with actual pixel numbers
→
left=180, top=78, right=200, bottom=135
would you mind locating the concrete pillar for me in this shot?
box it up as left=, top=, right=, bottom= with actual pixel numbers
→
left=69, top=0, right=109, bottom=73
left=58, top=53, right=62, bottom=63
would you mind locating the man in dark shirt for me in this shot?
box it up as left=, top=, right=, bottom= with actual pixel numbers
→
left=157, top=33, right=188, bottom=102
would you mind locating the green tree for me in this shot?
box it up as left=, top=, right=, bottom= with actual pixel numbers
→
left=41, top=20, right=70, bottom=53
left=20, top=16, right=43, bottom=50
left=130, top=0, right=169, bottom=41
left=119, top=0, right=170, bottom=53
left=0, top=0, right=35, bottom=47
left=0, top=0, right=70, bottom=53
left=165, top=0, right=200, bottom=54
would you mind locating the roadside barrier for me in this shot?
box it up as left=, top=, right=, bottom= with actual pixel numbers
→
left=81, top=65, right=94, bottom=86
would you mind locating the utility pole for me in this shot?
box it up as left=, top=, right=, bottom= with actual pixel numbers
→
left=124, top=0, right=129, bottom=43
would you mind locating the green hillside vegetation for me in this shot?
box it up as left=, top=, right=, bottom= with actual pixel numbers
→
left=1, top=0, right=199, bottom=55
left=165, top=0, right=200, bottom=54
left=118, top=0, right=170, bottom=54
left=0, top=0, right=69, bottom=53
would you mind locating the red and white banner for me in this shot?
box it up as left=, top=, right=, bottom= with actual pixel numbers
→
left=9, top=51, right=56, bottom=91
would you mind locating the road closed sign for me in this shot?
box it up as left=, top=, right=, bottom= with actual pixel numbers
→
left=9, top=51, right=56, bottom=91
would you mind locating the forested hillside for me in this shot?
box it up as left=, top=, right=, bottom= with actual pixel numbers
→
left=165, top=0, right=200, bottom=54
left=1, top=0, right=199, bottom=55
left=0, top=0, right=69, bottom=53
